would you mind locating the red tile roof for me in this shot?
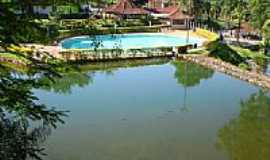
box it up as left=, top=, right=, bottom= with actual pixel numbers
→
left=104, top=0, right=148, bottom=15
left=168, top=7, right=191, bottom=20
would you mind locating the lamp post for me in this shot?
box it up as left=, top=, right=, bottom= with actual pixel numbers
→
left=186, top=0, right=191, bottom=44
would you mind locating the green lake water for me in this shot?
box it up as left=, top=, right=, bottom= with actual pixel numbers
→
left=32, top=60, right=270, bottom=160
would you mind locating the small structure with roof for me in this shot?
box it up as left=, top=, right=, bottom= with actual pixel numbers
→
left=147, top=0, right=193, bottom=29
left=103, top=0, right=148, bottom=19
left=167, top=7, right=192, bottom=29
left=103, top=0, right=192, bottom=29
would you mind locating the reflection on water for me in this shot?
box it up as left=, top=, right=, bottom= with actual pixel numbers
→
left=265, top=60, right=270, bottom=76
left=38, top=72, right=93, bottom=94
left=217, top=90, right=270, bottom=160
left=37, top=58, right=170, bottom=95
left=173, top=61, right=215, bottom=112
left=1, top=59, right=270, bottom=160
left=173, top=61, right=214, bottom=87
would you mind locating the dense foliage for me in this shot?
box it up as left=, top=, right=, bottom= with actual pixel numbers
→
left=1, top=1, right=70, bottom=160
left=207, top=40, right=245, bottom=65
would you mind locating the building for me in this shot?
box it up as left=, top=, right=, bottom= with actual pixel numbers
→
left=104, top=0, right=149, bottom=19
left=147, top=0, right=192, bottom=29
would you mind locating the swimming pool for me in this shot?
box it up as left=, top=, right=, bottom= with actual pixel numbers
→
left=60, top=33, right=205, bottom=50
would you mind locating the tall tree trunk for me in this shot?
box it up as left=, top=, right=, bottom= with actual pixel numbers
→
left=237, top=16, right=241, bottom=43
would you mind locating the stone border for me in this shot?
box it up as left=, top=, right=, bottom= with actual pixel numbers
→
left=59, top=47, right=175, bottom=61
left=177, top=54, right=270, bottom=90
left=58, top=43, right=203, bottom=61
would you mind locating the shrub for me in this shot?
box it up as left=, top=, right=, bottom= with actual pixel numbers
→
left=238, top=63, right=249, bottom=70
left=57, top=5, right=80, bottom=14
left=207, top=40, right=245, bottom=65
left=58, top=26, right=160, bottom=39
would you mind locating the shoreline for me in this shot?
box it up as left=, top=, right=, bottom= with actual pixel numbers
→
left=9, top=30, right=270, bottom=90
left=177, top=54, right=270, bottom=90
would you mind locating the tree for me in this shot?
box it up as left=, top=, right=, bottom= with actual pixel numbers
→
left=220, top=0, right=238, bottom=30
left=0, top=1, right=74, bottom=159
left=262, top=19, right=270, bottom=47
left=0, top=65, right=68, bottom=160
left=1, top=113, right=53, bottom=160
left=249, top=0, right=270, bottom=33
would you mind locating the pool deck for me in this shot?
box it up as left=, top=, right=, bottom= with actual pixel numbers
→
left=165, top=30, right=204, bottom=39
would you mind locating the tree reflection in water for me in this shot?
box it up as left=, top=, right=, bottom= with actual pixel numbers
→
left=38, top=72, right=93, bottom=94
left=0, top=66, right=68, bottom=160
left=173, top=61, right=214, bottom=87
left=37, top=58, right=170, bottom=94
left=173, top=61, right=214, bottom=111
left=217, top=90, right=270, bottom=160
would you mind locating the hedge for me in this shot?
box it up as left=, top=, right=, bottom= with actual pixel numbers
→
left=57, top=25, right=166, bottom=40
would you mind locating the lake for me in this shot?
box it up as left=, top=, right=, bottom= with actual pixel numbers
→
left=32, top=59, right=270, bottom=160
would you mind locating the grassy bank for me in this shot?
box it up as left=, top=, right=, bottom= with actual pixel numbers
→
left=205, top=40, right=269, bottom=70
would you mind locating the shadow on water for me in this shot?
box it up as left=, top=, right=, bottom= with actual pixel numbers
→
left=0, top=66, right=68, bottom=160
left=217, top=90, right=270, bottom=160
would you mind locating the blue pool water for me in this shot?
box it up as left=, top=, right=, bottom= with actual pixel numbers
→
left=61, top=33, right=205, bottom=50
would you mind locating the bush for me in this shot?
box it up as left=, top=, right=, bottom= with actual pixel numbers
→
left=207, top=40, right=246, bottom=65
left=238, top=63, right=249, bottom=70
left=57, top=5, right=80, bottom=14
left=253, top=56, right=267, bottom=66
left=58, top=26, right=161, bottom=39
left=59, top=19, right=149, bottom=30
